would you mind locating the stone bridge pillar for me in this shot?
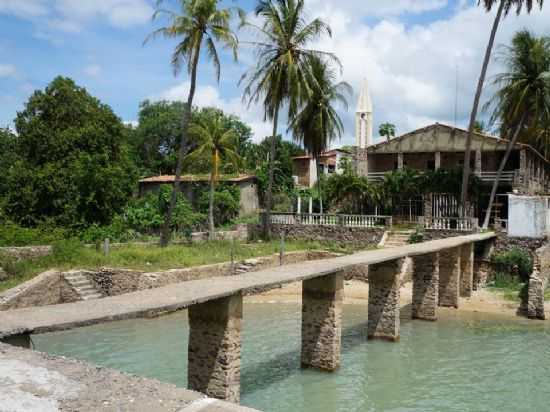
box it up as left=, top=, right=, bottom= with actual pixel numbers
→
left=301, top=272, right=343, bottom=371
left=188, top=294, right=242, bottom=403
left=439, top=247, right=461, bottom=308
left=412, top=253, right=439, bottom=321
left=367, top=259, right=402, bottom=341
left=460, top=243, right=474, bottom=298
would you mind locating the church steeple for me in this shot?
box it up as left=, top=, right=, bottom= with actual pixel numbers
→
left=356, top=78, right=373, bottom=148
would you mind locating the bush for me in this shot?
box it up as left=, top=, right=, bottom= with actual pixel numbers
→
left=0, top=221, right=67, bottom=246
left=408, top=227, right=424, bottom=244
left=490, top=248, right=533, bottom=282
left=198, top=184, right=240, bottom=226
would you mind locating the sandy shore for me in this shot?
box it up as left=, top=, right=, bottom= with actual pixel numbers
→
left=245, top=280, right=546, bottom=320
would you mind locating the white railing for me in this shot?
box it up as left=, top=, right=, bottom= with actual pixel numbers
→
left=426, top=217, right=479, bottom=231
left=368, top=170, right=518, bottom=183
left=477, top=171, right=516, bottom=183
left=269, top=213, right=392, bottom=228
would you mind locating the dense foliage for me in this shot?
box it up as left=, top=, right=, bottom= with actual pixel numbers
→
left=3, top=77, right=137, bottom=229
left=490, top=247, right=534, bottom=282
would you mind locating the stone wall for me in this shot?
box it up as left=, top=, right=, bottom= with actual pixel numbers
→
left=0, top=246, right=52, bottom=260
left=250, top=224, right=384, bottom=246
left=527, top=244, right=550, bottom=319
left=0, top=270, right=79, bottom=311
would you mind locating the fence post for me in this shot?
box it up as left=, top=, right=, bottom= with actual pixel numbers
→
left=103, top=238, right=110, bottom=256
left=279, top=232, right=285, bottom=266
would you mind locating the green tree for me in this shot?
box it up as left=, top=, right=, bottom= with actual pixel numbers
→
left=146, top=0, right=239, bottom=246
left=379, top=122, right=396, bottom=141
left=290, top=56, right=351, bottom=213
left=460, top=0, right=544, bottom=211
left=241, top=0, right=338, bottom=238
left=0, top=128, right=17, bottom=201
left=482, top=30, right=550, bottom=228
left=4, top=76, right=137, bottom=228
left=186, top=113, right=241, bottom=238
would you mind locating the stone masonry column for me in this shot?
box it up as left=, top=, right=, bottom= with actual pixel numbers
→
left=188, top=294, right=242, bottom=403
left=301, top=272, right=344, bottom=371
left=439, top=247, right=461, bottom=308
left=435, top=152, right=441, bottom=170
left=367, top=259, right=402, bottom=341
left=460, top=243, right=474, bottom=298
left=412, top=253, right=439, bottom=321
left=397, top=153, right=404, bottom=170
left=475, top=150, right=482, bottom=176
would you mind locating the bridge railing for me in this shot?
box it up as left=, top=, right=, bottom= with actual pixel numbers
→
left=269, top=213, right=392, bottom=228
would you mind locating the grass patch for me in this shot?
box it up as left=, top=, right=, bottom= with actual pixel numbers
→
left=0, top=239, right=362, bottom=293
left=487, top=272, right=526, bottom=302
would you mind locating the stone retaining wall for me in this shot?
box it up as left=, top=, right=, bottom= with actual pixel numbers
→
left=250, top=224, right=384, bottom=246
left=527, top=244, right=550, bottom=319
left=0, top=270, right=79, bottom=311
left=0, top=245, right=53, bottom=260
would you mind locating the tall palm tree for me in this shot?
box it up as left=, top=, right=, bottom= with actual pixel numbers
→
left=186, top=114, right=241, bottom=238
left=289, top=56, right=352, bottom=214
left=460, top=0, right=544, bottom=213
left=145, top=0, right=239, bottom=246
left=482, top=30, right=550, bottom=228
left=240, top=0, right=339, bottom=238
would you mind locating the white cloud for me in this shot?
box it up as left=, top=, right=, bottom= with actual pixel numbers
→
left=84, top=64, right=102, bottom=77
left=305, top=1, right=550, bottom=145
left=308, top=0, right=448, bottom=17
left=0, top=0, right=153, bottom=31
left=0, top=64, right=16, bottom=78
left=153, top=81, right=273, bottom=143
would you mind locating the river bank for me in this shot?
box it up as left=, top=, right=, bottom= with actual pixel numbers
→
left=245, top=280, right=543, bottom=320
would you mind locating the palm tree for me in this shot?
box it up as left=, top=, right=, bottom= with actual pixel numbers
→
left=482, top=30, right=550, bottom=229
left=379, top=122, right=396, bottom=141
left=289, top=56, right=352, bottom=214
left=186, top=114, right=241, bottom=238
left=460, top=0, right=544, bottom=213
left=145, top=0, right=239, bottom=246
left=240, top=0, right=339, bottom=238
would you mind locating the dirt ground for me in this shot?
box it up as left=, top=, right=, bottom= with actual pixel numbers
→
left=245, top=280, right=538, bottom=319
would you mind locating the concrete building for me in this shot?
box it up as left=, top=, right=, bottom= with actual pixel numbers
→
left=138, top=175, right=260, bottom=216
left=292, top=149, right=350, bottom=188
left=364, top=123, right=550, bottom=194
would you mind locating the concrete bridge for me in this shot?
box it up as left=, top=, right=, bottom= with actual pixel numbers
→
left=0, top=232, right=495, bottom=404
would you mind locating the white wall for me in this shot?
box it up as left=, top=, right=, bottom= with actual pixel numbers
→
left=508, top=194, right=550, bottom=238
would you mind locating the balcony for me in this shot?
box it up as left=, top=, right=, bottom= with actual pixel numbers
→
left=366, top=170, right=517, bottom=184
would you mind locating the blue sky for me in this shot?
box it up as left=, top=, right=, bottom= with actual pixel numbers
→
left=1, top=0, right=549, bottom=146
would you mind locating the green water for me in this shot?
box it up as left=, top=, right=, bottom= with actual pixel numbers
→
left=34, top=304, right=550, bottom=412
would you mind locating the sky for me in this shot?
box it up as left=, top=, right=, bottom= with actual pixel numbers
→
left=1, top=0, right=549, bottom=147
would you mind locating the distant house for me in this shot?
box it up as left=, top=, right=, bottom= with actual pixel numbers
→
left=292, top=149, right=351, bottom=188
left=138, top=174, right=260, bottom=216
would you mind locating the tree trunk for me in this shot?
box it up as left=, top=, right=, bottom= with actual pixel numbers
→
left=316, top=161, right=323, bottom=214
left=482, top=112, right=527, bottom=229
left=208, top=159, right=216, bottom=240
left=160, top=37, right=203, bottom=247
left=460, top=0, right=505, bottom=212
left=263, top=104, right=280, bottom=240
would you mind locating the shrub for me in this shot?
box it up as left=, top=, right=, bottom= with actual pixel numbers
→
left=198, top=184, right=240, bottom=226
left=490, top=248, right=533, bottom=282
left=408, top=227, right=425, bottom=244
left=0, top=221, right=67, bottom=246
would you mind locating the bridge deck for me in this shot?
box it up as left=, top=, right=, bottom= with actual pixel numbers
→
left=0, top=233, right=495, bottom=339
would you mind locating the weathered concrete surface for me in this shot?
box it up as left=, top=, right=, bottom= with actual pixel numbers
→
left=528, top=244, right=550, bottom=319
left=412, top=253, right=439, bottom=321
left=0, top=343, right=258, bottom=412
left=188, top=294, right=242, bottom=403
left=439, top=247, right=460, bottom=308
left=301, top=272, right=343, bottom=371
left=460, top=243, right=474, bottom=298
left=367, top=259, right=402, bottom=341
left=0, top=233, right=495, bottom=339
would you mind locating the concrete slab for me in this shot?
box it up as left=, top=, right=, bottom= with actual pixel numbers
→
left=0, top=233, right=495, bottom=339
left=0, top=343, right=258, bottom=412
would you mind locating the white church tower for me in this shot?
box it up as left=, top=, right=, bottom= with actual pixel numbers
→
left=355, top=78, right=373, bottom=148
